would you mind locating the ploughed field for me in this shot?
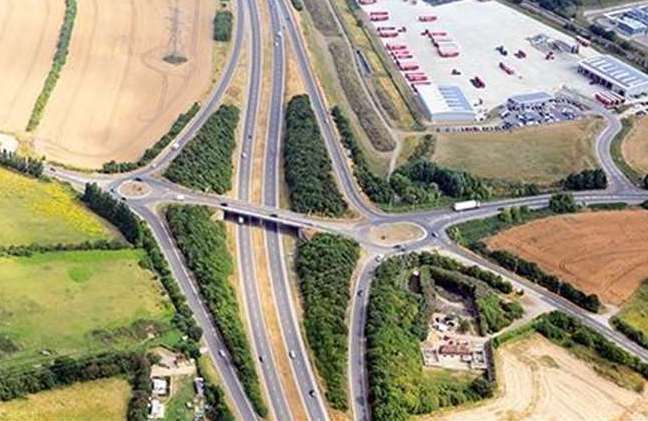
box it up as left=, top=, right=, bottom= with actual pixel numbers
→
left=0, top=0, right=63, bottom=133
left=485, top=210, right=648, bottom=306
left=34, top=0, right=216, bottom=168
left=438, top=334, right=648, bottom=420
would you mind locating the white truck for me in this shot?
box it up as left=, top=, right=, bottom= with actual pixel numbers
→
left=452, top=200, right=481, bottom=212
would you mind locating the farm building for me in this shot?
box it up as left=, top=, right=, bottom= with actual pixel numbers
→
left=578, top=55, right=648, bottom=97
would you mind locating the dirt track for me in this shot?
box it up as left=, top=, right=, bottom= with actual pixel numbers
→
left=438, top=335, right=648, bottom=420
left=35, top=0, right=216, bottom=168
left=486, top=210, right=648, bottom=305
left=0, top=0, right=64, bottom=133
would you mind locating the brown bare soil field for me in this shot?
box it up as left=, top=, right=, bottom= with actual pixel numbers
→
left=35, top=0, right=216, bottom=168
left=438, top=334, right=648, bottom=421
left=486, top=210, right=648, bottom=305
left=622, top=117, right=648, bottom=175
left=0, top=1, right=64, bottom=133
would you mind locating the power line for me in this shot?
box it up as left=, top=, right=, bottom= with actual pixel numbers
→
left=164, top=0, right=187, bottom=65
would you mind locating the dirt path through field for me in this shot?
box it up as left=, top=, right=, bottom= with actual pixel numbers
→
left=0, top=0, right=64, bottom=133
left=437, top=334, right=648, bottom=420
left=35, top=0, right=215, bottom=168
left=486, top=210, right=648, bottom=305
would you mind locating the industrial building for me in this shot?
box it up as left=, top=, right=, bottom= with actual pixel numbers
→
left=578, top=55, right=648, bottom=97
left=507, top=91, right=553, bottom=109
left=605, top=4, right=648, bottom=36
left=416, top=84, right=476, bottom=121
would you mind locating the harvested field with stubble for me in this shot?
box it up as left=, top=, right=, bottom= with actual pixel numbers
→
left=486, top=210, right=648, bottom=305
left=437, top=334, right=648, bottom=420
left=34, top=0, right=216, bottom=168
left=433, top=119, right=601, bottom=185
left=0, top=0, right=64, bottom=133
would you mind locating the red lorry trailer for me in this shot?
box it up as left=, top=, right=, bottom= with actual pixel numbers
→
left=499, top=62, right=514, bottom=75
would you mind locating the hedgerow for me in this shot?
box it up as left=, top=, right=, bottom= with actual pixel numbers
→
left=26, top=0, right=78, bottom=131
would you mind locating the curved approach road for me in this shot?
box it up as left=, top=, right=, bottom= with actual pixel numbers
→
left=44, top=1, right=648, bottom=420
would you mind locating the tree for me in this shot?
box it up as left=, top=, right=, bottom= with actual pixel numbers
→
left=549, top=193, right=577, bottom=214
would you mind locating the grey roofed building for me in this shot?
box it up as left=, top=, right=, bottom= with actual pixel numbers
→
left=507, top=91, right=553, bottom=108
left=578, top=55, right=648, bottom=97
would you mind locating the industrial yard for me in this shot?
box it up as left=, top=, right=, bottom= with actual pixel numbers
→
left=358, top=0, right=639, bottom=121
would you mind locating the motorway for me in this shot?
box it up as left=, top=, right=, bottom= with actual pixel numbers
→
left=42, top=0, right=648, bottom=419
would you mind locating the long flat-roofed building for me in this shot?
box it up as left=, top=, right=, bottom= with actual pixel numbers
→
left=578, top=55, right=648, bottom=97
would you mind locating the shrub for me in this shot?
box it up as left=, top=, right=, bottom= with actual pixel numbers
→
left=562, top=169, right=607, bottom=191
left=213, top=11, right=233, bottom=42
left=549, top=192, right=577, bottom=213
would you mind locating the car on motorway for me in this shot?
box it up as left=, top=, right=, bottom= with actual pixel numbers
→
left=289, top=350, right=296, bottom=359
left=308, top=389, right=316, bottom=398
left=219, top=349, right=227, bottom=358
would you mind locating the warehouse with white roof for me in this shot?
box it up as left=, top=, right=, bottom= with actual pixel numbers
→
left=578, top=55, right=648, bottom=98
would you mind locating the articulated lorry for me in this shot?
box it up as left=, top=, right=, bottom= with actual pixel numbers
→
left=452, top=200, right=481, bottom=211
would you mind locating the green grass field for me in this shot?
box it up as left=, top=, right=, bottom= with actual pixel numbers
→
left=0, top=249, right=176, bottom=369
left=0, top=168, right=115, bottom=246
left=618, top=280, right=648, bottom=337
left=433, top=119, right=602, bottom=185
left=0, top=377, right=130, bottom=420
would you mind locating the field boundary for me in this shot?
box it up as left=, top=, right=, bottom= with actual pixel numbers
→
left=26, top=0, right=78, bottom=132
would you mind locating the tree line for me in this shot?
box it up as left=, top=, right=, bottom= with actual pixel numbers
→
left=0, top=239, right=127, bottom=258
left=0, top=151, right=44, bottom=178
left=164, top=105, right=239, bottom=194
left=101, top=103, right=200, bottom=173
left=26, top=0, right=77, bottom=131
left=165, top=205, right=267, bottom=417
left=0, top=351, right=152, bottom=421
left=366, top=254, right=497, bottom=420
left=295, top=233, right=360, bottom=410
left=611, top=315, right=648, bottom=350
left=214, top=11, right=233, bottom=42
left=332, top=106, right=491, bottom=209
left=284, top=96, right=347, bottom=216
left=533, top=312, right=648, bottom=378
left=472, top=244, right=601, bottom=312
left=562, top=169, right=607, bottom=191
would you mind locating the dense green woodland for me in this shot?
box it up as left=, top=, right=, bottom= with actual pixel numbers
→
left=165, top=105, right=239, bottom=194
left=165, top=205, right=267, bottom=417
left=366, top=253, right=499, bottom=420
left=284, top=96, right=347, bottom=216
left=296, top=234, right=360, bottom=410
